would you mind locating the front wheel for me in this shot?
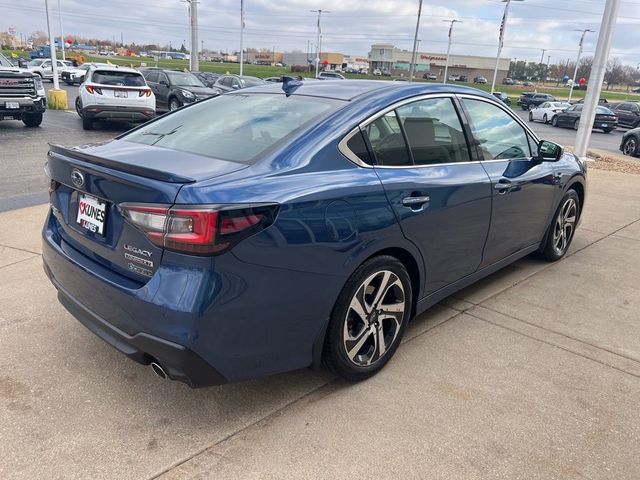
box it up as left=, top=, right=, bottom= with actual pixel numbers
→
left=573, top=119, right=580, bottom=130
left=168, top=97, right=181, bottom=111
left=23, top=112, right=43, bottom=127
left=529, top=111, right=534, bottom=122
left=323, top=256, right=412, bottom=382
left=537, top=190, right=580, bottom=262
left=543, top=114, right=548, bottom=124
left=603, top=128, right=612, bottom=134
left=622, top=136, right=638, bottom=156
left=551, top=115, right=558, bottom=127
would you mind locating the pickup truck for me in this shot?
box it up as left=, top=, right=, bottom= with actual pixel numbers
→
left=0, top=52, right=47, bottom=127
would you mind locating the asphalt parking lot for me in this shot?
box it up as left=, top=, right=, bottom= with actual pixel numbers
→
left=0, top=82, right=635, bottom=213
left=1, top=168, right=639, bottom=479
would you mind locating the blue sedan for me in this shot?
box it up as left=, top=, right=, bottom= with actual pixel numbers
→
left=42, top=80, right=586, bottom=387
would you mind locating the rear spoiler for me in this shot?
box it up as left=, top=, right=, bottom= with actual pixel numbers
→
left=48, top=144, right=196, bottom=184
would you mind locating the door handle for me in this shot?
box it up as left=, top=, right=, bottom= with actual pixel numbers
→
left=402, top=195, right=430, bottom=207
left=494, top=180, right=511, bottom=193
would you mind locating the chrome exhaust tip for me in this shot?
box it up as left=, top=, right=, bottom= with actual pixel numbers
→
left=150, top=362, right=167, bottom=379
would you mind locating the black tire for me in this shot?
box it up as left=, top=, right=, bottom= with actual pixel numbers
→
left=622, top=136, right=638, bottom=157
left=323, top=255, right=412, bottom=382
left=537, top=190, right=580, bottom=262
left=603, top=128, right=612, bottom=134
left=573, top=119, right=579, bottom=130
left=22, top=112, right=43, bottom=127
left=522, top=105, right=529, bottom=111
left=543, top=114, right=548, bottom=124
left=551, top=115, right=558, bottom=127
left=65, top=81, right=74, bottom=86
left=168, top=97, right=181, bottom=111
left=529, top=111, right=534, bottom=122
left=75, top=97, right=83, bottom=117
left=82, top=117, right=94, bottom=130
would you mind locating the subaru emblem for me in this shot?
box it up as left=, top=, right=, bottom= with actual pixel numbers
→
left=71, top=169, right=85, bottom=188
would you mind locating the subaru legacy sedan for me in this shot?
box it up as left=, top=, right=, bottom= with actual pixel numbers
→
left=42, top=81, right=586, bottom=387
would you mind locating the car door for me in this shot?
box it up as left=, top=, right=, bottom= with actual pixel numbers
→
left=362, top=95, right=492, bottom=295
left=41, top=60, right=52, bottom=79
left=459, top=96, right=557, bottom=266
left=616, top=103, right=635, bottom=127
left=535, top=102, right=549, bottom=121
left=156, top=72, right=171, bottom=109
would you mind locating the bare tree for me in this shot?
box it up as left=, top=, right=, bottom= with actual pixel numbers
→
left=30, top=30, right=49, bottom=47
left=605, top=57, right=625, bottom=90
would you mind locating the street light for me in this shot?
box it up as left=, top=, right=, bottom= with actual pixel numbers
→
left=568, top=29, right=594, bottom=103
left=490, top=0, right=524, bottom=94
left=310, top=9, right=330, bottom=78
left=180, top=0, right=199, bottom=71
left=443, top=19, right=462, bottom=84
left=408, top=0, right=423, bottom=82
left=240, top=0, right=245, bottom=76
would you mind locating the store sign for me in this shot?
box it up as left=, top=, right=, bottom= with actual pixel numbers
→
left=420, top=54, right=447, bottom=62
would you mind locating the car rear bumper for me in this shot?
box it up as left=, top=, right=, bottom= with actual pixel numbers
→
left=593, top=120, right=617, bottom=129
left=83, top=105, right=155, bottom=122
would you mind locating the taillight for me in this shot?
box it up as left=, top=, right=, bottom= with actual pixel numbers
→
left=139, top=88, right=152, bottom=97
left=85, top=85, right=102, bottom=95
left=119, top=203, right=278, bottom=255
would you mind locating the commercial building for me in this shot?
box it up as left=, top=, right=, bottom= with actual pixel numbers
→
left=283, top=51, right=344, bottom=70
left=368, top=43, right=510, bottom=82
left=246, top=51, right=284, bottom=65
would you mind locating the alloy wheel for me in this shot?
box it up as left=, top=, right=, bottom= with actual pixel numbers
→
left=343, top=270, right=406, bottom=367
left=574, top=119, right=579, bottom=130
left=553, top=198, right=577, bottom=256
left=623, top=137, right=637, bottom=156
left=169, top=99, right=181, bottom=111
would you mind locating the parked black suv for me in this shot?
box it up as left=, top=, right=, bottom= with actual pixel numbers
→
left=518, top=92, right=555, bottom=110
left=609, top=102, right=640, bottom=128
left=140, top=68, right=221, bottom=111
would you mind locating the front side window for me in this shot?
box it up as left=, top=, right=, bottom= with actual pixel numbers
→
left=462, top=99, right=531, bottom=160
left=396, top=97, right=470, bottom=165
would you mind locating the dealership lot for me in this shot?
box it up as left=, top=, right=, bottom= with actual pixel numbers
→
left=0, top=168, right=639, bottom=479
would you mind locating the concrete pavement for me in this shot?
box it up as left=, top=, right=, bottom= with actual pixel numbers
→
left=1, top=168, right=639, bottom=479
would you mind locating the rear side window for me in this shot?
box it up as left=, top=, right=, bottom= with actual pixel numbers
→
left=363, top=112, right=411, bottom=166
left=92, top=70, right=146, bottom=87
left=145, top=71, right=159, bottom=83
left=123, top=94, right=341, bottom=164
left=396, top=97, right=470, bottom=165
left=462, top=99, right=531, bottom=160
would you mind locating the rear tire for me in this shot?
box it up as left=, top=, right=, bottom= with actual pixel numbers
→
left=22, top=112, right=43, bottom=127
left=529, top=111, right=534, bottom=122
left=622, top=136, right=638, bottom=156
left=537, top=190, right=580, bottom=262
left=543, top=114, right=548, bottom=124
left=603, top=128, right=612, bottom=134
left=82, top=117, right=94, bottom=130
left=323, top=255, right=412, bottom=382
left=573, top=119, right=579, bottom=130
left=551, top=115, right=558, bottom=127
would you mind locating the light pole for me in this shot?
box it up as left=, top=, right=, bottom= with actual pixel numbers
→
left=443, top=19, right=461, bottom=84
left=491, top=0, right=524, bottom=94
left=57, top=0, right=65, bottom=60
left=181, top=0, right=199, bottom=71
left=568, top=29, right=593, bottom=103
left=311, top=9, right=330, bottom=78
left=44, top=0, right=59, bottom=90
left=240, top=0, right=245, bottom=75
left=408, top=0, right=423, bottom=82
left=574, top=0, right=620, bottom=159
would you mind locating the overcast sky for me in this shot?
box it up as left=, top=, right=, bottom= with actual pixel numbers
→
left=2, top=0, right=640, bottom=65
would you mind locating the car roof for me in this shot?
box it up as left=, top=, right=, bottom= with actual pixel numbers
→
left=241, top=79, right=498, bottom=102
left=90, top=65, right=141, bottom=74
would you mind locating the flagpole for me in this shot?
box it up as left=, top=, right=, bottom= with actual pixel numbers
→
left=239, top=0, right=244, bottom=76
left=491, top=0, right=524, bottom=94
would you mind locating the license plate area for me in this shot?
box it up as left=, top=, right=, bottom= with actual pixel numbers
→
left=5, top=102, right=19, bottom=109
left=114, top=90, right=128, bottom=98
left=76, top=193, right=107, bottom=236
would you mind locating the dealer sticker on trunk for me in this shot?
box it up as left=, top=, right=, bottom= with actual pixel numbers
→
left=76, top=193, right=107, bottom=235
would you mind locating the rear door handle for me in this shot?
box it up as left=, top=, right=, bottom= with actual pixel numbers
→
left=494, top=180, right=511, bottom=193
left=402, top=195, right=430, bottom=207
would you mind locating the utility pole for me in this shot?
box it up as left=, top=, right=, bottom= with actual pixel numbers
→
left=181, top=0, right=199, bottom=71
left=574, top=0, right=620, bottom=159
left=57, top=0, right=65, bottom=60
left=408, top=0, right=423, bottom=82
left=491, top=0, right=524, bottom=93
left=311, top=9, right=330, bottom=78
left=568, top=29, right=593, bottom=103
left=443, top=19, right=461, bottom=84
left=240, top=0, right=245, bottom=76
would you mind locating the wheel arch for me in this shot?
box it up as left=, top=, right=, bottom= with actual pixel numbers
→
left=566, top=178, right=585, bottom=220
left=311, top=244, right=424, bottom=370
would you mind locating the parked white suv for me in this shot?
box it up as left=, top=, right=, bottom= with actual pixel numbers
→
left=317, top=71, right=346, bottom=80
left=27, top=58, right=73, bottom=81
left=75, top=66, right=155, bottom=130
left=61, top=62, right=109, bottom=85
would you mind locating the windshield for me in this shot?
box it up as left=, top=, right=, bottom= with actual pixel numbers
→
left=28, top=59, right=45, bottom=67
left=0, top=53, right=14, bottom=67
left=92, top=70, right=146, bottom=86
left=239, top=77, right=265, bottom=87
left=166, top=71, right=204, bottom=87
left=123, top=93, right=341, bottom=164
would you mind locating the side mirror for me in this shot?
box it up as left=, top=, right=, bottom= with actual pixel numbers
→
left=536, top=140, right=563, bottom=162
left=232, top=84, right=240, bottom=90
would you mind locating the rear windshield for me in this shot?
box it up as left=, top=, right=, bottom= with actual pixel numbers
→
left=239, top=77, right=264, bottom=88
left=123, top=93, right=341, bottom=164
left=92, top=70, right=146, bottom=87
left=596, top=106, right=614, bottom=115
